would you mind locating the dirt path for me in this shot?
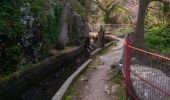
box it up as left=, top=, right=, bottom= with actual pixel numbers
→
left=78, top=37, right=124, bottom=100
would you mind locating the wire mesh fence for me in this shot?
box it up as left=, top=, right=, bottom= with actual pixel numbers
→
left=124, top=33, right=170, bottom=100
left=89, top=24, right=133, bottom=36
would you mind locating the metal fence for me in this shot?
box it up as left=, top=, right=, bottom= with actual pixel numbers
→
left=89, top=24, right=133, bottom=35
left=124, top=33, right=170, bottom=100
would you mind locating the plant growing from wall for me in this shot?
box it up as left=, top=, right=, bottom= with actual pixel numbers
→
left=0, top=0, right=23, bottom=75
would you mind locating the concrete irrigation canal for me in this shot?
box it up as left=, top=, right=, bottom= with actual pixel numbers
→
left=0, top=36, right=116, bottom=100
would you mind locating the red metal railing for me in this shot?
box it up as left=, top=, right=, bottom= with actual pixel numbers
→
left=124, top=33, right=170, bottom=100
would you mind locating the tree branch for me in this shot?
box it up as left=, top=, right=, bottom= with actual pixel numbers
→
left=91, top=0, right=106, bottom=11
left=153, top=0, right=170, bottom=4
left=148, top=6, right=162, bottom=11
left=91, top=0, right=117, bottom=12
left=106, top=0, right=115, bottom=8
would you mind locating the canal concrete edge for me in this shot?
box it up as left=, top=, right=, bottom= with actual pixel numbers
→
left=51, top=59, right=92, bottom=100
left=51, top=40, right=115, bottom=100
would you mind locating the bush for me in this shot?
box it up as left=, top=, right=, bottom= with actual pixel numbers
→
left=43, top=4, right=63, bottom=45
left=145, top=24, right=170, bottom=55
left=0, top=1, right=23, bottom=75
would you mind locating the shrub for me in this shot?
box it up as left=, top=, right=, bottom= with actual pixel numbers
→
left=43, top=4, right=63, bottom=44
left=145, top=24, right=170, bottom=55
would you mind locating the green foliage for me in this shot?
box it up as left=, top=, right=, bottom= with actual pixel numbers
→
left=101, top=2, right=126, bottom=24
left=103, top=11, right=110, bottom=23
left=44, top=14, right=58, bottom=43
left=70, top=0, right=84, bottom=17
left=118, top=85, right=125, bottom=100
left=0, top=0, right=64, bottom=76
left=55, top=3, right=63, bottom=33
left=111, top=66, right=125, bottom=100
left=30, top=0, right=43, bottom=15
left=145, top=24, right=170, bottom=55
left=0, top=0, right=23, bottom=75
left=43, top=4, right=63, bottom=44
left=0, top=44, right=20, bottom=75
left=64, top=95, right=71, bottom=100
left=146, top=2, right=170, bottom=27
left=0, top=1, right=23, bottom=35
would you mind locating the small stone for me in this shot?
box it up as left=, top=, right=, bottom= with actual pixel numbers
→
left=111, top=84, right=120, bottom=94
left=91, top=66, right=97, bottom=71
left=105, top=85, right=111, bottom=95
left=98, top=62, right=103, bottom=65
left=92, top=66, right=97, bottom=69
left=106, top=89, right=111, bottom=95
left=85, top=86, right=88, bottom=89
left=81, top=77, right=88, bottom=82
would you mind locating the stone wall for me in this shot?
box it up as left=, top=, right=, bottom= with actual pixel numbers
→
left=0, top=46, right=87, bottom=100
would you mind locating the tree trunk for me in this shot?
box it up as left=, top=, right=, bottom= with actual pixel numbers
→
left=134, top=0, right=151, bottom=48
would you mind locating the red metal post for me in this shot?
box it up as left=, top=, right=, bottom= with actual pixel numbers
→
left=125, top=38, right=131, bottom=100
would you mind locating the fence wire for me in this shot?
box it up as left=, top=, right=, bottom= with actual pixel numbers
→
left=89, top=24, right=133, bottom=35
left=124, top=34, right=170, bottom=100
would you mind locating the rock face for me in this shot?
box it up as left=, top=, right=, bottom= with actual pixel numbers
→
left=50, top=0, right=57, bottom=16
left=72, top=11, right=90, bottom=39
left=58, top=4, right=71, bottom=47
left=58, top=2, right=90, bottom=47
left=131, top=64, right=170, bottom=100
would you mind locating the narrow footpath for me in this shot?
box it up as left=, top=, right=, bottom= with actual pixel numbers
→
left=77, top=36, right=124, bottom=100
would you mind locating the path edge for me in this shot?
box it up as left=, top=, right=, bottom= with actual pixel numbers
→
left=51, top=39, right=116, bottom=100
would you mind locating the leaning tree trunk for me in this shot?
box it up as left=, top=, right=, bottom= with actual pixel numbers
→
left=134, top=0, right=151, bottom=48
